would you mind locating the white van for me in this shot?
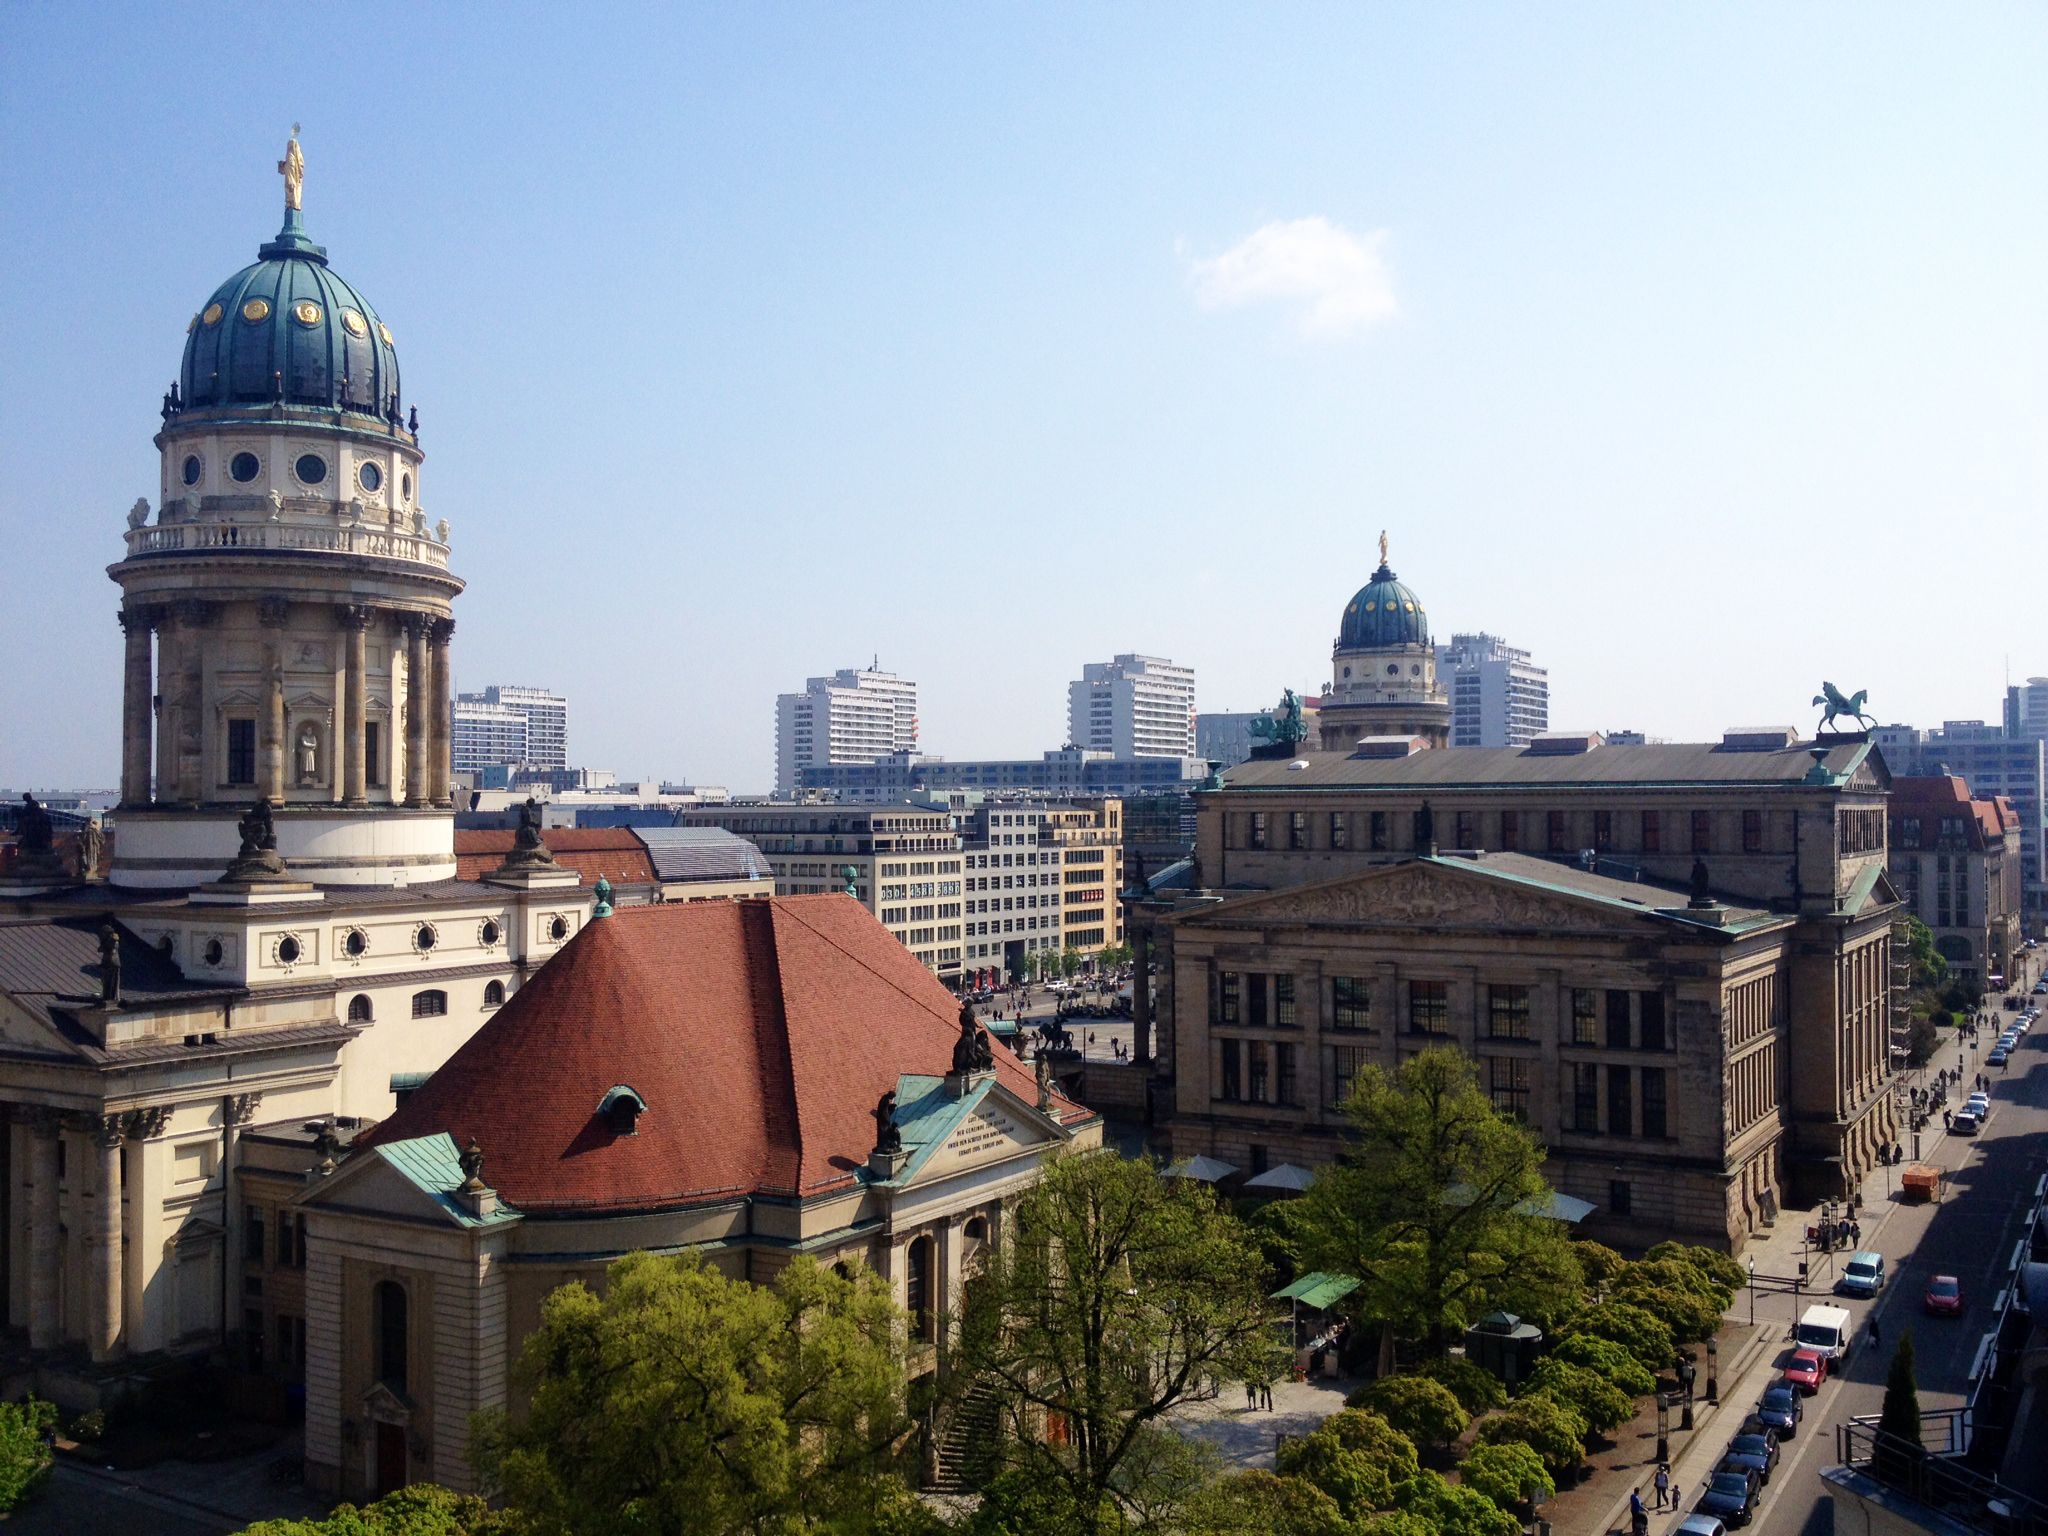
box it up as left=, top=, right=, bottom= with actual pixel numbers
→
left=1796, top=1304, right=1854, bottom=1362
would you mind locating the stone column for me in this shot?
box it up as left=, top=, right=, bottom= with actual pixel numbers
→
left=119, top=608, right=156, bottom=806
left=260, top=598, right=289, bottom=805
left=170, top=601, right=214, bottom=804
left=339, top=607, right=371, bottom=806
left=428, top=618, right=454, bottom=806
left=89, top=1114, right=126, bottom=1361
left=154, top=619, right=180, bottom=801
left=26, top=1111, right=59, bottom=1352
left=404, top=617, right=430, bottom=807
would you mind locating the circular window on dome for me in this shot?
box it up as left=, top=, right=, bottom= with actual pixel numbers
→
left=181, top=455, right=203, bottom=486
left=1410, top=664, right=1421, bottom=676
left=414, top=923, right=438, bottom=954
left=378, top=322, right=394, bottom=346
left=294, top=453, right=328, bottom=486
left=549, top=916, right=568, bottom=942
left=343, top=928, right=368, bottom=958
left=276, top=935, right=301, bottom=966
left=1341, top=666, right=1352, bottom=679
left=1386, top=664, right=1400, bottom=676
left=401, top=472, right=413, bottom=502
left=342, top=309, right=368, bottom=337
left=479, top=919, right=501, bottom=947
left=293, top=300, right=323, bottom=327
left=203, top=938, right=224, bottom=966
left=358, top=461, right=383, bottom=493
left=241, top=298, right=271, bottom=323
left=202, top=302, right=224, bottom=327
left=230, top=451, right=261, bottom=483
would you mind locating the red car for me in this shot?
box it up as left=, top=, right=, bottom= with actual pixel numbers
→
left=1783, top=1347, right=1829, bottom=1393
left=1925, top=1275, right=1965, bottom=1316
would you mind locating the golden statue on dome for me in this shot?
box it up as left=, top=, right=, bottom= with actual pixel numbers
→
left=1378, top=529, right=1389, bottom=568
left=278, top=125, right=304, bottom=212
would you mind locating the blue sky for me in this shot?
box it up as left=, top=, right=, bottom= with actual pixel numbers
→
left=3, top=4, right=2044, bottom=792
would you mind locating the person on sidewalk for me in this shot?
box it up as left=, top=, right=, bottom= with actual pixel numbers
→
left=1654, top=1463, right=1671, bottom=1509
left=1870, top=1315, right=1883, bottom=1349
left=1630, top=1487, right=1648, bottom=1534
left=1261, top=1381, right=1273, bottom=1411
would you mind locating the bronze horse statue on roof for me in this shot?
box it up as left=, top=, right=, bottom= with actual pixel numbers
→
left=1813, top=682, right=1875, bottom=733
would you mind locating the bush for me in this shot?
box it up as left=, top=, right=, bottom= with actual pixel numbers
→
left=0, top=1398, right=55, bottom=1514
left=1547, top=1333, right=1656, bottom=1398
left=1524, top=1359, right=1633, bottom=1435
left=1411, top=1354, right=1507, bottom=1415
left=1457, top=1439, right=1555, bottom=1510
left=1277, top=1410, right=1419, bottom=1518
left=1560, top=1301, right=1673, bottom=1374
left=1395, top=1469, right=1523, bottom=1536
left=1471, top=1395, right=1587, bottom=1476
left=1347, top=1374, right=1470, bottom=1453
left=1185, top=1470, right=1353, bottom=1536
left=67, top=1407, right=107, bottom=1443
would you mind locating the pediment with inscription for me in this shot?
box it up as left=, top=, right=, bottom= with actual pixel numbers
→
left=1188, top=861, right=1655, bottom=935
left=910, top=1092, right=1059, bottom=1183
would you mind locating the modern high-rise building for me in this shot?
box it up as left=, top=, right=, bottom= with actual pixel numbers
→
left=1437, top=632, right=1550, bottom=748
left=451, top=698, right=527, bottom=775
left=774, top=667, right=919, bottom=796
left=455, top=684, right=568, bottom=772
left=1068, top=654, right=1196, bottom=759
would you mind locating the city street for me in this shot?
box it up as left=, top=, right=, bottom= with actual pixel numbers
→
left=1649, top=980, right=2047, bottom=1536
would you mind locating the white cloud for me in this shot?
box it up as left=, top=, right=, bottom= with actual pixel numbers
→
left=1183, top=217, right=1398, bottom=339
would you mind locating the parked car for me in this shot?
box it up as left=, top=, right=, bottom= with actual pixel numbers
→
left=1722, top=1430, right=1781, bottom=1484
left=1783, top=1347, right=1830, bottom=1393
left=1987, top=1048, right=2009, bottom=1069
left=1953, top=1109, right=1983, bottom=1134
left=1967, top=1091, right=1991, bottom=1114
left=1695, top=1469, right=1761, bottom=1528
left=1675, top=1518, right=1729, bottom=1536
left=1925, top=1274, right=1965, bottom=1316
left=1754, top=1385, right=1803, bottom=1438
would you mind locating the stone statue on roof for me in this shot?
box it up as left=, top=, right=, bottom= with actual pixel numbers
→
left=76, top=818, right=103, bottom=880
left=953, top=1002, right=992, bottom=1075
left=97, top=917, right=122, bottom=1006
left=1035, top=1051, right=1053, bottom=1111
left=16, top=793, right=52, bottom=857
left=1689, top=855, right=1715, bottom=909
left=872, top=1091, right=902, bottom=1156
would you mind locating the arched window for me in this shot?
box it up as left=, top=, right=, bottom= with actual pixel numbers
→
left=411, top=990, right=447, bottom=1019
left=347, top=994, right=373, bottom=1022
left=374, top=1280, right=408, bottom=1389
left=906, top=1235, right=934, bottom=1343
left=483, top=980, right=505, bottom=1008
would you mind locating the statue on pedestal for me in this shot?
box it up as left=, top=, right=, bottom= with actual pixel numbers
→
left=872, top=1091, right=902, bottom=1156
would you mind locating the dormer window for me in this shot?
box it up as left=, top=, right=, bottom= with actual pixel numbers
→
left=597, top=1085, right=648, bottom=1136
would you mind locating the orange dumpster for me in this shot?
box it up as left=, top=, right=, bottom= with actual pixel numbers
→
left=1901, top=1164, right=1941, bottom=1202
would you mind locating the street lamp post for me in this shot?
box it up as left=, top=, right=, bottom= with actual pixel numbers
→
left=1655, top=1392, right=1670, bottom=1466
left=1748, top=1257, right=1756, bottom=1327
left=1707, top=1337, right=1719, bottom=1404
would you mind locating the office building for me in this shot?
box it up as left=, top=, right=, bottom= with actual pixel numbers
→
left=1878, top=722, right=2046, bottom=935
left=797, top=747, right=1203, bottom=803
left=458, top=685, right=567, bottom=771
left=1886, top=775, right=2023, bottom=992
left=1438, top=632, right=1550, bottom=748
left=451, top=697, right=528, bottom=775
left=958, top=800, right=1124, bottom=981
left=775, top=667, right=919, bottom=795
left=1068, top=655, right=1196, bottom=759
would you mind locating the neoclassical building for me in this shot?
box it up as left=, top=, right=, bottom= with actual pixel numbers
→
left=0, top=140, right=593, bottom=1394
left=1316, top=534, right=1451, bottom=751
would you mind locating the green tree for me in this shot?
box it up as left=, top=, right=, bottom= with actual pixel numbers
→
left=1607, top=1259, right=1726, bottom=1343
left=1547, top=1333, right=1655, bottom=1398
left=0, top=1397, right=54, bottom=1514
left=1559, top=1301, right=1673, bottom=1374
left=472, top=1251, right=910, bottom=1536
left=1642, top=1242, right=1746, bottom=1294
left=1060, top=946, right=1084, bottom=979
left=1358, top=1515, right=1436, bottom=1536
left=1016, top=950, right=1039, bottom=983
left=1570, top=1240, right=1629, bottom=1290
left=959, top=1150, right=1283, bottom=1529
left=1877, top=1330, right=1923, bottom=1483
left=1348, top=1373, right=1470, bottom=1454
left=1297, top=1047, right=1584, bottom=1352
left=1524, top=1359, right=1632, bottom=1435
left=1457, top=1440, right=1555, bottom=1510
left=1394, top=1470, right=1522, bottom=1536
left=234, top=1486, right=514, bottom=1536
left=1183, top=1470, right=1353, bottom=1536
left=1275, top=1409, right=1419, bottom=1518
left=1471, top=1394, right=1587, bottom=1476
left=1905, top=916, right=1948, bottom=991
left=1411, top=1354, right=1508, bottom=1414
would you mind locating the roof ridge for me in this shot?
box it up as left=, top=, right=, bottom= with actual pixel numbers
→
left=741, top=900, right=803, bottom=1192
left=769, top=896, right=960, bottom=1033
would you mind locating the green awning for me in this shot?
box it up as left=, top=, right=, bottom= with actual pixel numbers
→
left=1273, top=1271, right=1359, bottom=1311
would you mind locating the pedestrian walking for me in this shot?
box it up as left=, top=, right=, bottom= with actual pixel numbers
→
left=1261, top=1381, right=1273, bottom=1411
left=1245, top=1381, right=1257, bottom=1409
left=1654, top=1463, right=1671, bottom=1509
left=1630, top=1488, right=1648, bottom=1535
left=1870, top=1315, right=1882, bottom=1349
left=1944, top=1108, right=1952, bottom=1131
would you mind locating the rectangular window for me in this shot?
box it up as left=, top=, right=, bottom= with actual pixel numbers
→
left=1332, top=976, right=1372, bottom=1031
left=1217, top=970, right=1241, bottom=1025
left=1642, top=1067, right=1668, bottom=1138
left=1639, top=990, right=1668, bottom=1051
left=1274, top=974, right=1297, bottom=1027
left=1489, top=1056, right=1531, bottom=1121
left=1641, top=810, right=1661, bottom=852
left=1743, top=809, right=1763, bottom=853
left=1607, top=1066, right=1633, bottom=1136
left=243, top=1204, right=266, bottom=1263
left=1594, top=810, right=1612, bottom=851
left=1499, top=811, right=1519, bottom=851
left=1370, top=811, right=1389, bottom=851
left=1456, top=811, right=1476, bottom=849
left=1276, top=1043, right=1297, bottom=1105
left=1248, top=813, right=1267, bottom=850
left=1409, top=979, right=1449, bottom=1035
left=1610, top=1179, right=1633, bottom=1216
left=1329, top=1045, right=1369, bottom=1107
left=365, top=721, right=383, bottom=787
left=1218, top=1040, right=1242, bottom=1101
left=226, top=719, right=257, bottom=786
left=1573, top=1063, right=1600, bottom=1132
left=1547, top=810, right=1567, bottom=852
left=1691, top=810, right=1712, bottom=853
left=1606, top=989, right=1632, bottom=1049
left=1248, top=1041, right=1270, bottom=1102
left=1570, top=988, right=1598, bottom=1045
left=1289, top=811, right=1308, bottom=850
left=1247, top=975, right=1269, bottom=1029
left=1487, top=984, right=1531, bottom=1040
left=1329, top=812, right=1349, bottom=850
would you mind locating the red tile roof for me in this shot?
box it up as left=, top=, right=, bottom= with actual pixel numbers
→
left=1888, top=775, right=2015, bottom=852
left=361, top=895, right=1085, bottom=1214
left=452, top=828, right=655, bottom=886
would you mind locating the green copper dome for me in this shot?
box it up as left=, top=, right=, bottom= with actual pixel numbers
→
left=1338, top=561, right=1429, bottom=649
left=176, top=208, right=402, bottom=423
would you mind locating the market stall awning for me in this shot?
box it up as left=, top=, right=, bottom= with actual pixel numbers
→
left=1244, top=1163, right=1317, bottom=1192
left=1160, top=1155, right=1238, bottom=1183
left=1273, top=1272, right=1359, bottom=1311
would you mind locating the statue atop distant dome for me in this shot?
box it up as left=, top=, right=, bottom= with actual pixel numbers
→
left=277, top=126, right=304, bottom=212
left=1379, top=528, right=1389, bottom=568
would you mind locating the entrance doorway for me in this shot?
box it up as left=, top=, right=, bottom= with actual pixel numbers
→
left=374, top=1421, right=407, bottom=1498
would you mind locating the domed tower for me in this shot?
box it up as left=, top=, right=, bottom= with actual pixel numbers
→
left=108, top=134, right=461, bottom=888
left=1317, top=532, right=1450, bottom=751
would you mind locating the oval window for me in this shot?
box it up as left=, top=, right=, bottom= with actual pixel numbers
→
left=549, top=916, right=568, bottom=941
left=230, top=452, right=261, bottom=483
left=203, top=939, right=224, bottom=966
left=358, top=461, right=383, bottom=493
left=277, top=935, right=301, bottom=965
left=480, top=920, right=501, bottom=946
left=401, top=472, right=413, bottom=502
left=182, top=455, right=202, bottom=486
left=416, top=924, right=437, bottom=952
left=295, top=454, right=327, bottom=485
left=344, top=929, right=367, bottom=958
left=1386, top=664, right=1400, bottom=676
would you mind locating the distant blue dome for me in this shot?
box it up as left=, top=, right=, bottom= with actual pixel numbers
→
left=1338, top=561, right=1429, bottom=648
left=177, top=211, right=401, bottom=422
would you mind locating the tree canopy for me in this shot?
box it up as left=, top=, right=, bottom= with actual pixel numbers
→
left=472, top=1250, right=910, bottom=1536
left=1274, top=1409, right=1419, bottom=1519
left=0, top=1397, right=53, bottom=1515
left=235, top=1486, right=514, bottom=1536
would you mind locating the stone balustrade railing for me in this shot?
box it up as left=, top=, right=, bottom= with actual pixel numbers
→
left=124, top=520, right=449, bottom=569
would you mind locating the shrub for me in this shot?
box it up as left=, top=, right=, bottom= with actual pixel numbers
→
left=1277, top=1410, right=1419, bottom=1518
left=1457, top=1439, right=1555, bottom=1510
left=1547, top=1333, right=1656, bottom=1398
left=1412, top=1353, right=1508, bottom=1415
left=1185, top=1470, right=1353, bottom=1536
left=1524, top=1359, right=1632, bottom=1435
left=1560, top=1301, right=1673, bottom=1373
left=1348, top=1374, right=1470, bottom=1453
left=1395, top=1469, right=1522, bottom=1536
left=0, top=1398, right=55, bottom=1514
left=1471, top=1394, right=1587, bottom=1475
left=67, top=1408, right=106, bottom=1443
